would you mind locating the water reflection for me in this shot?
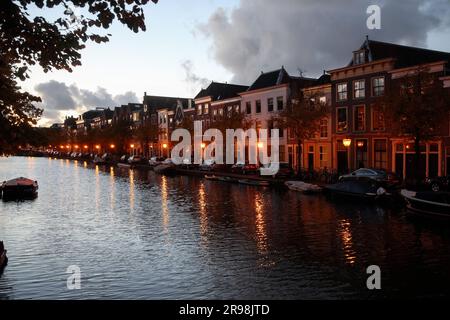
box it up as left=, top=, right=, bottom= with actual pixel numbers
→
left=1, top=157, right=450, bottom=299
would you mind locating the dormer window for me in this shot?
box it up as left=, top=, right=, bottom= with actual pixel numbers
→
left=354, top=50, right=366, bottom=65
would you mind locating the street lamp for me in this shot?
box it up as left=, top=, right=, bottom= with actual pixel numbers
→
left=83, top=145, right=88, bottom=150
left=110, top=144, right=115, bottom=149
left=257, top=142, right=264, bottom=149
left=201, top=143, right=206, bottom=149
left=343, top=139, right=352, bottom=147
left=130, top=144, right=135, bottom=148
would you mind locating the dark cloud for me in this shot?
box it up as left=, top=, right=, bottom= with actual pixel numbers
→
left=181, top=59, right=210, bottom=95
left=34, top=81, right=139, bottom=123
left=200, top=0, right=450, bottom=83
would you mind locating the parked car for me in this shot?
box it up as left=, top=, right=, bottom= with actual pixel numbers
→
left=242, top=164, right=259, bottom=175
left=424, top=175, right=450, bottom=192
left=339, top=168, right=400, bottom=185
left=199, top=159, right=215, bottom=171
left=260, top=162, right=294, bottom=178
left=231, top=162, right=245, bottom=174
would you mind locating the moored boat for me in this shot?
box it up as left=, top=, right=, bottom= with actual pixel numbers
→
left=204, top=175, right=219, bottom=181
left=285, top=181, right=322, bottom=194
left=0, top=241, right=7, bottom=271
left=217, top=176, right=238, bottom=183
left=401, top=189, right=450, bottom=218
left=154, top=163, right=176, bottom=175
left=2, top=177, right=38, bottom=200
left=324, top=178, right=390, bottom=200
left=238, top=179, right=270, bottom=187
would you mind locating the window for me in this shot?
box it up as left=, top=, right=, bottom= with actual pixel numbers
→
left=353, top=80, right=365, bottom=99
left=319, top=146, right=327, bottom=168
left=277, top=97, right=284, bottom=110
left=337, top=83, right=348, bottom=101
left=219, top=108, right=224, bottom=116
left=320, top=119, right=328, bottom=138
left=268, top=98, right=274, bottom=112
left=197, top=104, right=202, bottom=116
left=235, top=105, right=240, bottom=113
left=374, top=139, right=387, bottom=169
left=336, top=107, right=348, bottom=133
left=204, top=104, right=209, bottom=115
left=354, top=105, right=365, bottom=131
left=371, top=106, right=385, bottom=131
left=372, top=76, right=385, bottom=97
left=279, top=145, right=286, bottom=162
left=354, top=50, right=365, bottom=65
left=227, top=105, right=233, bottom=117
left=256, top=100, right=261, bottom=113
left=246, top=102, right=252, bottom=114
left=356, top=139, right=368, bottom=168
left=319, top=96, right=327, bottom=105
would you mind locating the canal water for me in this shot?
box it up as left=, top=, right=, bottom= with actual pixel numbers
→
left=1, top=156, right=450, bottom=299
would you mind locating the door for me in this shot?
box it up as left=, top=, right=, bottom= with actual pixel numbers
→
left=337, top=151, right=348, bottom=174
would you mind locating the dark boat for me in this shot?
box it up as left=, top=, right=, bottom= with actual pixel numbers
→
left=324, top=178, right=391, bottom=200
left=204, top=175, right=219, bottom=181
left=0, top=241, right=7, bottom=272
left=217, top=176, right=238, bottom=183
left=2, top=177, right=38, bottom=200
left=238, top=179, right=270, bottom=187
left=401, top=189, right=450, bottom=218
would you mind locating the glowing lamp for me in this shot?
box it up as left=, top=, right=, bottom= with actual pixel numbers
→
left=343, top=139, right=352, bottom=147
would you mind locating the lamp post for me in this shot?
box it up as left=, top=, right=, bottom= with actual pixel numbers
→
left=162, top=143, right=168, bottom=158
left=343, top=138, right=352, bottom=148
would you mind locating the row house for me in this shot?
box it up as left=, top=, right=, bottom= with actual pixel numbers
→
left=296, top=73, right=333, bottom=172
left=194, top=81, right=249, bottom=130
left=142, top=93, right=193, bottom=157
left=91, top=108, right=114, bottom=130
left=240, top=67, right=316, bottom=164
left=75, top=109, right=105, bottom=135
left=328, top=37, right=450, bottom=178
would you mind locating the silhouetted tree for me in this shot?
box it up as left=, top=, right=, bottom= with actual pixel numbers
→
left=0, top=0, right=159, bottom=153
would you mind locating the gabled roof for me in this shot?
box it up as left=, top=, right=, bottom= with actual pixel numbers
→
left=349, top=38, right=450, bottom=69
left=143, top=95, right=192, bottom=111
left=194, top=81, right=249, bottom=101
left=247, top=67, right=291, bottom=91
left=81, top=109, right=104, bottom=120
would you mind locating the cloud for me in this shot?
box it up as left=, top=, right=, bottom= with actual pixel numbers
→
left=199, top=0, right=450, bottom=83
left=34, top=81, right=139, bottom=124
left=181, top=59, right=210, bottom=95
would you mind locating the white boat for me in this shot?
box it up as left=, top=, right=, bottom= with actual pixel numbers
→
left=285, top=181, right=322, bottom=194
left=401, top=189, right=450, bottom=218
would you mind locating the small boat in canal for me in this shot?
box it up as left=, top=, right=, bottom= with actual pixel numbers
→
left=401, top=189, right=450, bottom=218
left=324, top=178, right=390, bottom=200
left=285, top=181, right=322, bottom=194
left=0, top=241, right=7, bottom=272
left=238, top=179, right=270, bottom=187
left=204, top=175, right=219, bottom=181
left=154, top=163, right=176, bottom=175
left=1, top=177, right=38, bottom=200
left=217, top=176, right=238, bottom=183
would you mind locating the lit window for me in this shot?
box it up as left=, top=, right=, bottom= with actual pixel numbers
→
left=319, top=146, right=327, bottom=168
left=354, top=106, right=365, bottom=131
left=337, top=107, right=348, bottom=133
left=371, top=106, right=385, bottom=131
left=204, top=104, right=209, bottom=115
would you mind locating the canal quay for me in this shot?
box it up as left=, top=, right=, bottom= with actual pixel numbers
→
left=1, top=156, right=450, bottom=299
